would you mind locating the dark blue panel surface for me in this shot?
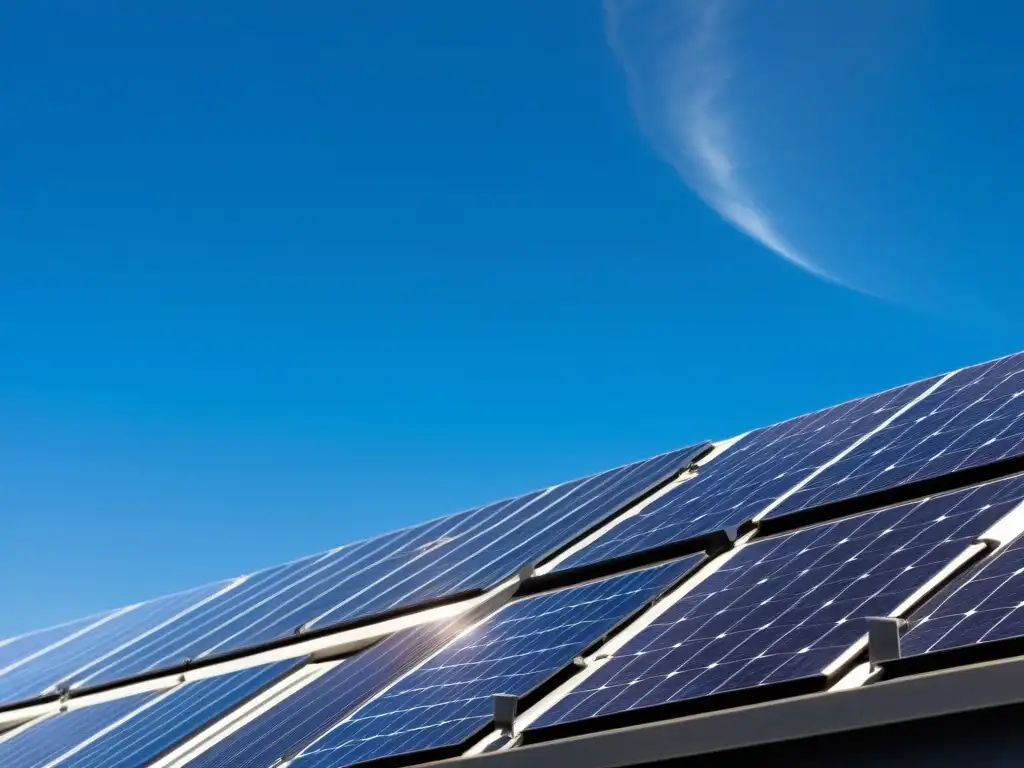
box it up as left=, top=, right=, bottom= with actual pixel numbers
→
left=0, top=582, right=229, bottom=707
left=0, top=692, right=152, bottom=768
left=532, top=478, right=1024, bottom=731
left=53, top=660, right=296, bottom=768
left=768, top=353, right=1024, bottom=520
left=290, top=557, right=700, bottom=768
left=902, top=496, right=1024, bottom=657
left=74, top=446, right=702, bottom=692
left=183, top=624, right=470, bottom=768
left=557, top=381, right=935, bottom=572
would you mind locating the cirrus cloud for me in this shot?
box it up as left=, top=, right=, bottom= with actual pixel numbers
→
left=605, top=0, right=850, bottom=289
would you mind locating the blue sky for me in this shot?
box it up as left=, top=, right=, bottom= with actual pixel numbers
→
left=1, top=0, right=1023, bottom=635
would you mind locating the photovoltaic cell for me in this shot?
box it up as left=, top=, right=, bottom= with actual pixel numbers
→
left=290, top=557, right=700, bottom=768
left=901, top=512, right=1024, bottom=658
left=182, top=623, right=473, bottom=768
left=531, top=477, right=1024, bottom=733
left=767, top=353, right=1024, bottom=520
left=70, top=445, right=703, bottom=691
left=556, top=380, right=936, bottom=572
left=0, top=582, right=230, bottom=707
left=0, top=692, right=153, bottom=768
left=51, top=660, right=296, bottom=768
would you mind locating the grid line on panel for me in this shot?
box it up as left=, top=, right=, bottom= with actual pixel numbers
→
left=289, top=557, right=700, bottom=768
left=529, top=476, right=1024, bottom=735
left=180, top=623, right=476, bottom=768
left=67, top=445, right=704, bottom=694
left=556, top=379, right=938, bottom=573
left=0, top=692, right=155, bottom=768
left=50, top=659, right=297, bottom=768
left=769, top=352, right=1024, bottom=522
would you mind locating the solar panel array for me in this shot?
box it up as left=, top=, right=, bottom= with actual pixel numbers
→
left=181, top=622, right=480, bottom=768
left=54, top=660, right=296, bottom=768
left=289, top=557, right=699, bottom=767
left=0, top=445, right=703, bottom=706
left=530, top=475, right=1024, bottom=733
left=767, top=352, right=1024, bottom=519
left=0, top=583, right=231, bottom=706
left=0, top=692, right=154, bottom=768
left=8, top=352, right=1024, bottom=766
left=0, top=660, right=296, bottom=768
left=553, top=375, right=940, bottom=572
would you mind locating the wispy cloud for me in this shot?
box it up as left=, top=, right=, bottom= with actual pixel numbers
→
left=605, top=0, right=845, bottom=287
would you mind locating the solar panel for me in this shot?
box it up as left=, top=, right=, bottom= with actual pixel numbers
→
left=528, top=476, right=1024, bottom=737
left=70, top=552, right=346, bottom=688
left=68, top=445, right=703, bottom=692
left=16, top=353, right=1024, bottom=764
left=181, top=623, right=474, bottom=768
left=50, top=660, right=296, bottom=768
left=0, top=614, right=111, bottom=673
left=900, top=514, right=1024, bottom=660
left=310, top=445, right=707, bottom=627
left=289, top=556, right=701, bottom=768
left=766, top=352, right=1024, bottom=521
left=555, top=378, right=938, bottom=574
left=0, top=692, right=153, bottom=768
left=0, top=581, right=231, bottom=707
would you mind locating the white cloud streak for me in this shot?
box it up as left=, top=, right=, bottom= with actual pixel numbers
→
left=605, top=0, right=845, bottom=287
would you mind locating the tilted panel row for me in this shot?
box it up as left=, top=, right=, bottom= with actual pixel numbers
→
left=0, top=444, right=705, bottom=707
left=0, top=582, right=232, bottom=707
left=877, top=474, right=1024, bottom=675
left=555, top=377, right=939, bottom=572
left=0, top=693, right=152, bottom=768
left=0, top=660, right=295, bottom=768
left=181, top=622, right=481, bottom=768
left=558, top=353, right=1024, bottom=577
left=1, top=481, right=1019, bottom=765
left=163, top=476, right=1024, bottom=765
left=0, top=557, right=703, bottom=768
left=529, top=474, right=1024, bottom=740
left=289, top=558, right=701, bottom=768
left=767, top=351, right=1024, bottom=520
left=0, top=615, right=108, bottom=672
left=9, top=352, right=1024, bottom=763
